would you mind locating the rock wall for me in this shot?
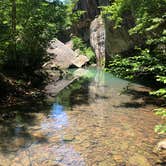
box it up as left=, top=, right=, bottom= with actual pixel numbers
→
left=74, top=0, right=109, bottom=67
left=75, top=0, right=143, bottom=66
left=105, top=18, right=134, bottom=56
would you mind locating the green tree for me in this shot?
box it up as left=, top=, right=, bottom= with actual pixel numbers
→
left=0, top=0, right=68, bottom=71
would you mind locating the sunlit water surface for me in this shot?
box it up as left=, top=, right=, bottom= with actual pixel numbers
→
left=0, top=68, right=164, bottom=166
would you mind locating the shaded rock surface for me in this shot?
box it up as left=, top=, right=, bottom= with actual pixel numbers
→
left=44, top=39, right=89, bottom=69
left=105, top=18, right=134, bottom=55
left=105, top=16, right=144, bottom=57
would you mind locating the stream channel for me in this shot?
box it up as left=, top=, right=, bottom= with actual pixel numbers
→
left=0, top=68, right=164, bottom=166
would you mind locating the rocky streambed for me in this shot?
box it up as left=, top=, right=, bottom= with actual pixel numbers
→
left=0, top=68, right=165, bottom=166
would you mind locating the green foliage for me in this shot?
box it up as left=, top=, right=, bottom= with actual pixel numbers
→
left=155, top=124, right=166, bottom=134
left=155, top=108, right=166, bottom=117
left=72, top=36, right=85, bottom=51
left=103, top=0, right=166, bottom=133
left=151, top=76, right=166, bottom=133
left=150, top=88, right=166, bottom=98
left=108, top=48, right=166, bottom=79
left=105, top=0, right=166, bottom=94
left=65, top=0, right=86, bottom=28
left=154, top=108, right=166, bottom=134
left=101, top=0, right=166, bottom=32
left=0, top=0, right=68, bottom=71
left=150, top=76, right=166, bottom=103
left=72, top=36, right=95, bottom=63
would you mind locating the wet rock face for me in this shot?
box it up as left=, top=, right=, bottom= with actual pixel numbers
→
left=90, top=16, right=105, bottom=67
left=75, top=0, right=137, bottom=66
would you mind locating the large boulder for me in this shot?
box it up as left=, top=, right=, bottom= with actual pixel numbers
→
left=45, top=39, right=77, bottom=69
left=44, top=39, right=89, bottom=69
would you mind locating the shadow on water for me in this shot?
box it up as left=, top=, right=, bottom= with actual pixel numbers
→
left=0, top=105, right=50, bottom=154
left=116, top=86, right=165, bottom=109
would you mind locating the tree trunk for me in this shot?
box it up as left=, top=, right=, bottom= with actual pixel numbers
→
left=11, top=0, right=16, bottom=63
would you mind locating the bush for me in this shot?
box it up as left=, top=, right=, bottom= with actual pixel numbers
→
left=72, top=36, right=95, bottom=63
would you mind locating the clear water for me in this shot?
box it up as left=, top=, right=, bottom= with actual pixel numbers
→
left=0, top=68, right=164, bottom=166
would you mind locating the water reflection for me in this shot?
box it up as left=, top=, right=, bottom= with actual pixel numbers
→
left=42, top=103, right=68, bottom=130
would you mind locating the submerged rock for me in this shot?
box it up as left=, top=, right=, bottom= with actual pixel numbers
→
left=45, top=78, right=77, bottom=97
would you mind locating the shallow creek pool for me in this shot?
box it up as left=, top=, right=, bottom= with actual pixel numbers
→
left=0, top=68, right=164, bottom=166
